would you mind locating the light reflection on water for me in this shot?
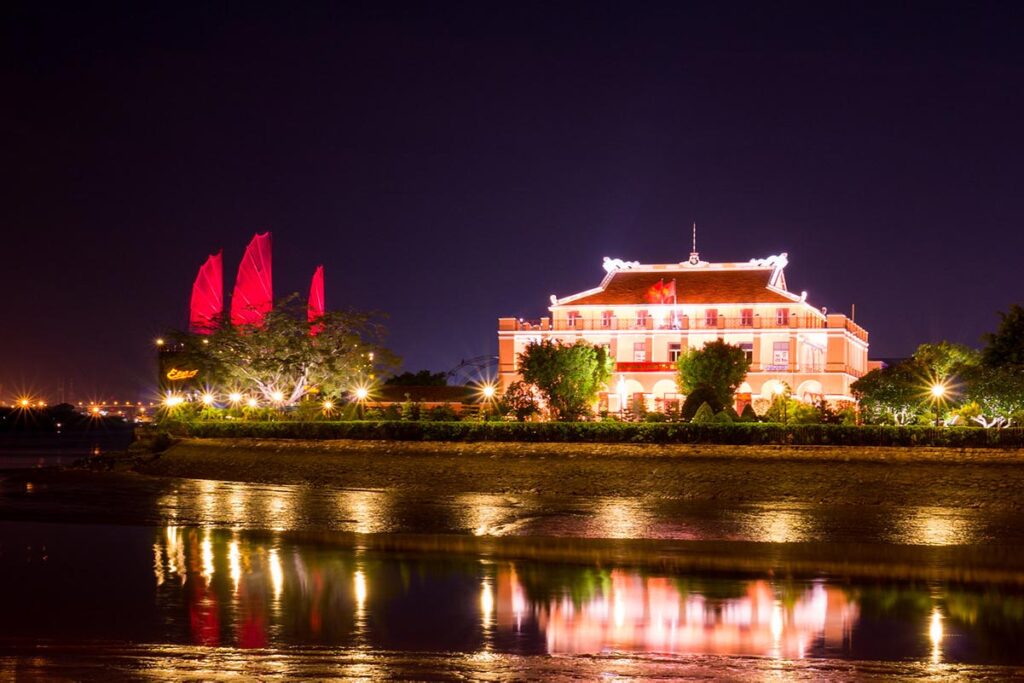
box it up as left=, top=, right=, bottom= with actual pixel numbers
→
left=133, top=526, right=1024, bottom=665
left=0, top=473, right=996, bottom=547
left=4, top=520, right=1024, bottom=678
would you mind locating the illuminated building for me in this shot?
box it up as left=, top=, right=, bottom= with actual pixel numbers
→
left=498, top=241, right=873, bottom=412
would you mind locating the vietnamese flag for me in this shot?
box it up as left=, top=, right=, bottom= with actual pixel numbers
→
left=663, top=279, right=676, bottom=304
left=646, top=279, right=666, bottom=303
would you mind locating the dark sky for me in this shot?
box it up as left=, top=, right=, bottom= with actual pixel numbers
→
left=3, top=1, right=1023, bottom=401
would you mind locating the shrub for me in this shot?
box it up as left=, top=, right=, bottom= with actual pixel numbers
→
left=739, top=403, right=759, bottom=423
left=691, top=402, right=716, bottom=424
left=425, top=404, right=459, bottom=422
left=179, top=420, right=1024, bottom=448
left=681, top=387, right=723, bottom=421
left=713, top=410, right=734, bottom=424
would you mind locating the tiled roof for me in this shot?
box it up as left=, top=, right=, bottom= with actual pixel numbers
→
left=561, top=268, right=796, bottom=306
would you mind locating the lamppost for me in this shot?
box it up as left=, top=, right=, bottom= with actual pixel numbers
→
left=930, top=383, right=947, bottom=427
left=354, top=386, right=369, bottom=419
left=478, top=382, right=498, bottom=419
left=616, top=376, right=628, bottom=417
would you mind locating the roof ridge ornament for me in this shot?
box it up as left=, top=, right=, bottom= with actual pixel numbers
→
left=750, top=252, right=789, bottom=288
left=688, top=221, right=700, bottom=265
left=602, top=257, right=640, bottom=273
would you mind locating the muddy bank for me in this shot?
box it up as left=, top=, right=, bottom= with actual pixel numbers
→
left=136, top=438, right=1024, bottom=509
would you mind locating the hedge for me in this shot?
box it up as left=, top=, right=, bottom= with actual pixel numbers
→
left=177, top=420, right=1024, bottom=448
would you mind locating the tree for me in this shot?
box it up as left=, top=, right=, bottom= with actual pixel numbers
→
left=982, top=304, right=1024, bottom=368
left=962, top=365, right=1024, bottom=428
left=385, top=370, right=448, bottom=386
left=169, top=296, right=396, bottom=406
left=850, top=361, right=924, bottom=425
left=518, top=340, right=612, bottom=421
left=912, top=342, right=979, bottom=379
left=500, top=380, right=540, bottom=421
left=675, top=339, right=751, bottom=408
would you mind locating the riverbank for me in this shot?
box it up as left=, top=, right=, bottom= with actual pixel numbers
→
left=134, top=438, right=1024, bottom=509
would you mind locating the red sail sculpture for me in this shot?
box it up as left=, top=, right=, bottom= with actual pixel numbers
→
left=308, top=265, right=325, bottom=335
left=230, top=232, right=273, bottom=326
left=189, top=250, right=223, bottom=333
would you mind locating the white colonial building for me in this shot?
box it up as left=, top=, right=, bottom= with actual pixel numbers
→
left=498, top=248, right=873, bottom=413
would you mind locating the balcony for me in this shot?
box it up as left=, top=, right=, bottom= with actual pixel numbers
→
left=614, top=362, right=676, bottom=373
left=501, top=315, right=827, bottom=332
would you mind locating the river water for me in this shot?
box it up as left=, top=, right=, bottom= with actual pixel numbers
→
left=2, top=466, right=1024, bottom=679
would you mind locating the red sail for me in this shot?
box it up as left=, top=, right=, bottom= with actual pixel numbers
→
left=308, top=265, right=325, bottom=335
left=189, top=250, right=223, bottom=333
left=230, top=232, right=273, bottom=326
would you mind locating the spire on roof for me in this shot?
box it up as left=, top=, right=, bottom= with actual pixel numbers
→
left=688, top=221, right=700, bottom=265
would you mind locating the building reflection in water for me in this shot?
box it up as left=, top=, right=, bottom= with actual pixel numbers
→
left=519, top=570, right=856, bottom=658
left=152, top=527, right=986, bottom=662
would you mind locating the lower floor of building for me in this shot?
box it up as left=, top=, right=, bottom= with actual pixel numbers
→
left=500, top=370, right=860, bottom=415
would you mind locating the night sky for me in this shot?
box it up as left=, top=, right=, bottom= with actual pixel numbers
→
left=3, top=1, right=1023, bottom=401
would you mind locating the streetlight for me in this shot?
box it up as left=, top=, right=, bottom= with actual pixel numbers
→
left=773, top=383, right=788, bottom=425
left=930, top=383, right=947, bottom=427
left=353, top=386, right=369, bottom=419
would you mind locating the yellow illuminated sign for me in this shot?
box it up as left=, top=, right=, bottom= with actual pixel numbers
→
left=166, top=368, right=199, bottom=381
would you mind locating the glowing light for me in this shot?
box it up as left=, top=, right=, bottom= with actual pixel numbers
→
left=481, top=579, right=494, bottom=623
left=480, top=383, right=497, bottom=400
left=228, top=392, right=242, bottom=403
left=163, top=394, right=185, bottom=408
left=228, top=540, right=241, bottom=591
left=770, top=602, right=785, bottom=640
left=322, top=400, right=334, bottom=411
left=354, top=569, right=367, bottom=607
left=930, top=383, right=947, bottom=399
left=18, top=398, right=30, bottom=408
left=201, top=532, right=214, bottom=583
left=201, top=393, right=215, bottom=405
left=929, top=607, right=943, bottom=663
left=270, top=390, right=285, bottom=403
left=155, top=338, right=165, bottom=346
left=269, top=548, right=284, bottom=599
left=773, top=383, right=786, bottom=396
left=247, top=397, right=259, bottom=408
left=90, top=406, right=101, bottom=415
left=354, top=387, right=369, bottom=401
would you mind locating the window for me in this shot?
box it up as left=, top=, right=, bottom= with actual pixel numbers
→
left=739, top=342, right=753, bottom=363
left=704, top=309, right=718, bottom=327
left=668, top=342, right=683, bottom=362
left=635, top=310, right=649, bottom=328
left=772, top=341, right=790, bottom=367
left=776, top=308, right=790, bottom=326
left=601, top=310, right=613, bottom=328
left=633, top=341, right=647, bottom=362
left=567, top=311, right=580, bottom=328
left=740, top=308, right=754, bottom=327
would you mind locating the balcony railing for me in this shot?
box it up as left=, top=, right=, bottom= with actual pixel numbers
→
left=614, top=362, right=676, bottom=372
left=507, top=315, right=827, bottom=332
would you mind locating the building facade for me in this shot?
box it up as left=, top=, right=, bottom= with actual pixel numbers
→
left=498, top=251, right=872, bottom=413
